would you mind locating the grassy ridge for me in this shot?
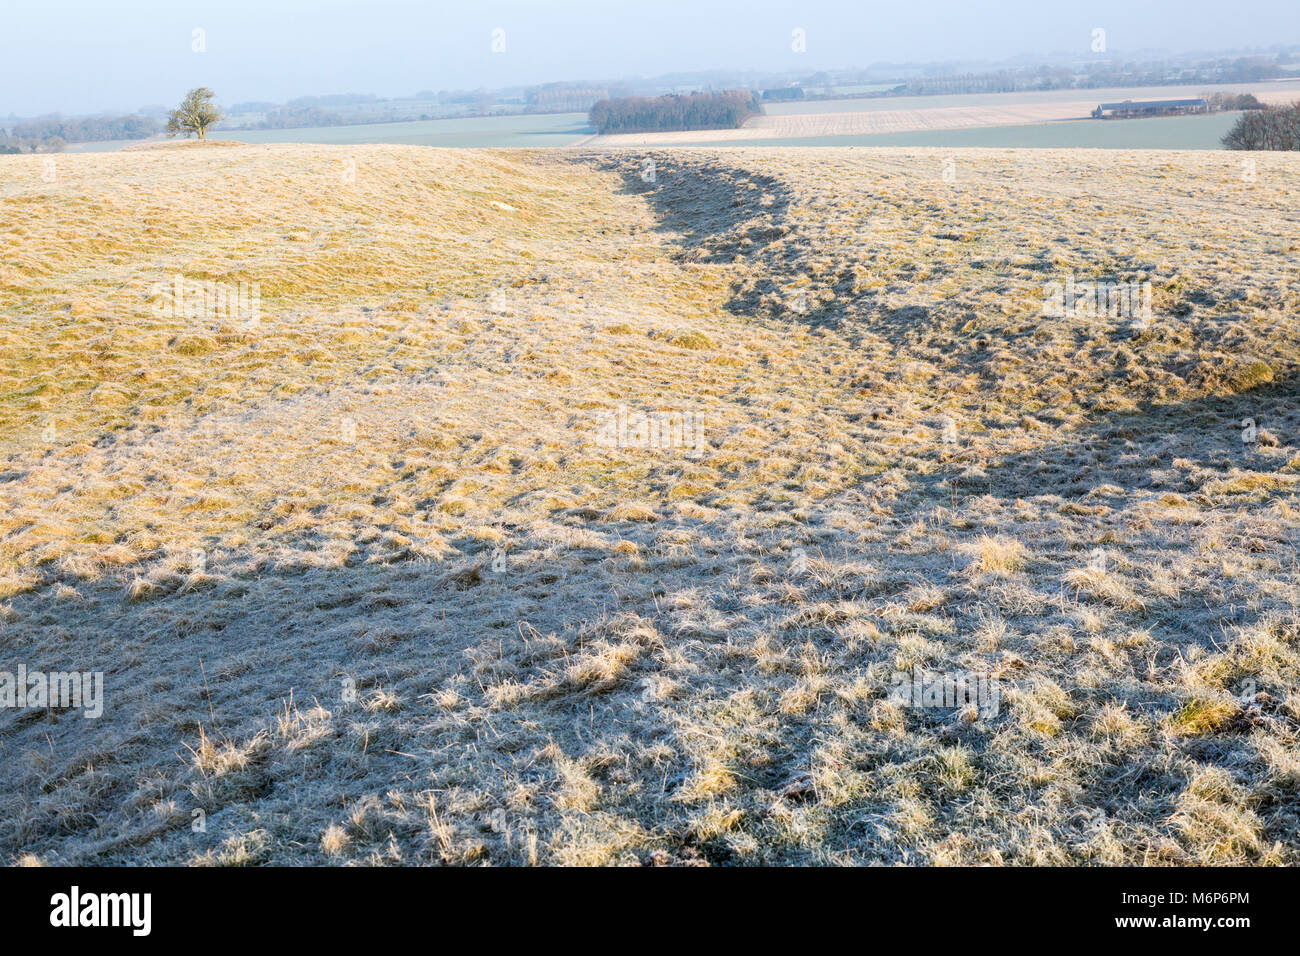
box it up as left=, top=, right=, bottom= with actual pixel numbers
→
left=2, top=144, right=1299, bottom=865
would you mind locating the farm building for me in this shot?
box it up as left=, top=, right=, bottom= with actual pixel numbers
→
left=1092, top=98, right=1209, bottom=118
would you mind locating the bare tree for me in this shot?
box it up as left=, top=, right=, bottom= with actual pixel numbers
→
left=1223, top=102, right=1300, bottom=150
left=166, top=88, right=223, bottom=141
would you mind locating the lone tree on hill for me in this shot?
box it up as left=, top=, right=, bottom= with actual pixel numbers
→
left=166, top=87, right=223, bottom=141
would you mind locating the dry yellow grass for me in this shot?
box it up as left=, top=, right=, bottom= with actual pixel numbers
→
left=2, top=143, right=1299, bottom=865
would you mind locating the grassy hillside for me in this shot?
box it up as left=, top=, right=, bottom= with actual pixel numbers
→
left=2, top=144, right=1299, bottom=865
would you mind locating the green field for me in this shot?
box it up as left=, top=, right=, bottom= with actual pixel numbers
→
left=207, top=112, right=593, bottom=148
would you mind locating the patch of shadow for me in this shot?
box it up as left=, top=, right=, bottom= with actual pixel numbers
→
left=584, top=152, right=1012, bottom=335
left=942, top=369, right=1300, bottom=504
left=592, top=151, right=796, bottom=265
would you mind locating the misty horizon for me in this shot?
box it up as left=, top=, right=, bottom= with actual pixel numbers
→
left=3, top=0, right=1298, bottom=118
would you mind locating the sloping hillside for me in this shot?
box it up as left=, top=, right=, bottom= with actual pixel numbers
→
left=2, top=144, right=1299, bottom=865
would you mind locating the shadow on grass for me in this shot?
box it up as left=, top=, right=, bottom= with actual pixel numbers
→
left=935, top=369, right=1300, bottom=504
left=596, top=151, right=795, bottom=264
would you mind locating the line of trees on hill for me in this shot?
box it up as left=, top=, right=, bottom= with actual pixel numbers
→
left=1222, top=101, right=1300, bottom=149
left=239, top=104, right=453, bottom=129
left=1205, top=92, right=1267, bottom=111
left=892, top=57, right=1291, bottom=98
left=589, top=90, right=762, bottom=134
left=254, top=106, right=361, bottom=129
left=0, top=114, right=161, bottom=152
left=900, top=71, right=1026, bottom=95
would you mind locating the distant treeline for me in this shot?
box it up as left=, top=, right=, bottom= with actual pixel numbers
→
left=0, top=114, right=160, bottom=152
left=900, top=71, right=1030, bottom=95
left=1205, top=92, right=1266, bottom=111
left=1223, top=101, right=1300, bottom=149
left=241, top=104, right=476, bottom=129
left=896, top=57, right=1290, bottom=98
left=284, top=93, right=381, bottom=108
left=589, top=91, right=762, bottom=134
left=253, top=106, right=377, bottom=129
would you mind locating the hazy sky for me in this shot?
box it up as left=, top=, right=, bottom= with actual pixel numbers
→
left=2, top=0, right=1296, bottom=116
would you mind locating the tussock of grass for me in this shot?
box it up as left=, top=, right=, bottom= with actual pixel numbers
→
left=967, top=535, right=1027, bottom=577
left=1171, top=697, right=1241, bottom=736
left=667, top=329, right=716, bottom=350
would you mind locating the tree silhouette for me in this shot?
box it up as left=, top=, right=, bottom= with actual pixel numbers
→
left=1223, top=102, right=1300, bottom=150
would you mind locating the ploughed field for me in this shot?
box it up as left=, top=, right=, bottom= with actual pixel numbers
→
left=2, top=143, right=1299, bottom=864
